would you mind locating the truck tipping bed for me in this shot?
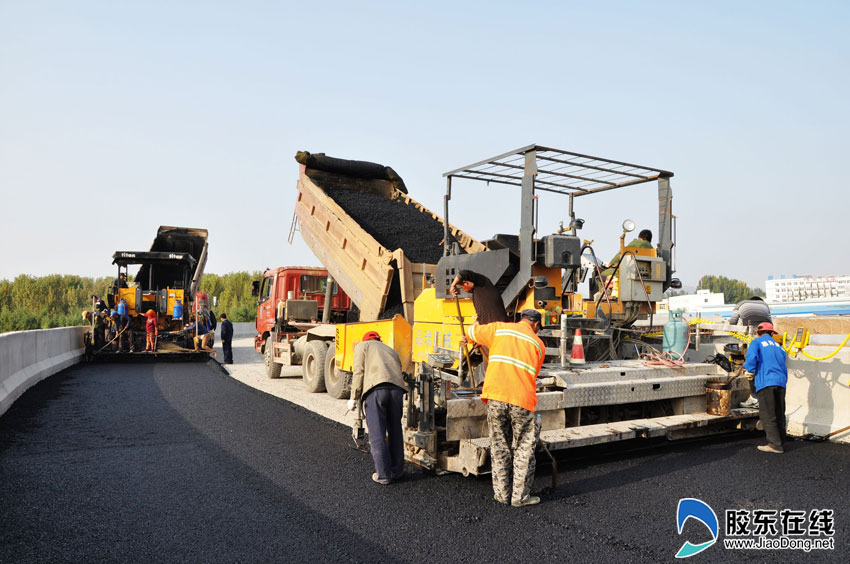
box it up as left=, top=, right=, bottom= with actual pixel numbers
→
left=135, top=226, right=208, bottom=299
left=294, top=152, right=484, bottom=321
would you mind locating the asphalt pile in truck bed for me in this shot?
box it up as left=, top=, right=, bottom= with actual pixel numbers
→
left=322, top=186, right=445, bottom=264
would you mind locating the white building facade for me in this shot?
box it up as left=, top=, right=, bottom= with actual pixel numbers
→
left=766, top=274, right=850, bottom=302
left=657, top=289, right=727, bottom=318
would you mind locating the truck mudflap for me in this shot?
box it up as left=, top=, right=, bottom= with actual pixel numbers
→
left=442, top=408, right=759, bottom=476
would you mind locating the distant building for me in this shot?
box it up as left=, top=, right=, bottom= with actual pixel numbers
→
left=660, top=289, right=725, bottom=315
left=766, top=274, right=850, bottom=302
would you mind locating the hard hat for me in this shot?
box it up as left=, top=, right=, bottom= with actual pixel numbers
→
left=756, top=322, right=776, bottom=334
left=362, top=331, right=381, bottom=341
left=146, top=310, right=157, bottom=318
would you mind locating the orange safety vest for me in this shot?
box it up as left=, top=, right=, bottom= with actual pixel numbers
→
left=467, top=321, right=545, bottom=412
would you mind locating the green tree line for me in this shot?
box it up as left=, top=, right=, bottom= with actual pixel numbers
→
left=0, top=272, right=262, bottom=334
left=696, top=275, right=765, bottom=304
left=199, top=271, right=264, bottom=322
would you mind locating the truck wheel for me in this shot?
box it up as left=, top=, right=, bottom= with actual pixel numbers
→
left=324, top=344, right=352, bottom=399
left=264, top=334, right=282, bottom=379
left=302, top=340, right=327, bottom=393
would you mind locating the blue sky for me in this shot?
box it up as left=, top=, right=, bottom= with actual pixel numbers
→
left=1, top=1, right=848, bottom=290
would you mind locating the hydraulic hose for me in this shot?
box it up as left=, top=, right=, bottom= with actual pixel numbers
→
left=798, top=333, right=850, bottom=361
left=783, top=330, right=850, bottom=361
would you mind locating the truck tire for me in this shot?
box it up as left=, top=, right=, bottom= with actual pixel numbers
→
left=264, top=334, right=282, bottom=379
left=302, top=340, right=327, bottom=393
left=324, top=344, right=352, bottom=399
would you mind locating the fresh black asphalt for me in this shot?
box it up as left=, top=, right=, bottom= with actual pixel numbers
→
left=1, top=361, right=848, bottom=563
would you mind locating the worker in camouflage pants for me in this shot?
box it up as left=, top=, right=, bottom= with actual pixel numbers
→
left=487, top=400, right=541, bottom=504
left=465, top=309, right=546, bottom=507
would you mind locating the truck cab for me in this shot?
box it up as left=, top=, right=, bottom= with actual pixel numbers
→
left=252, top=267, right=352, bottom=353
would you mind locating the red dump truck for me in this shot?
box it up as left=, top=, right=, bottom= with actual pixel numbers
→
left=252, top=266, right=353, bottom=379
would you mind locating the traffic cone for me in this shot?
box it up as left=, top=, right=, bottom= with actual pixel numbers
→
left=570, top=329, right=586, bottom=365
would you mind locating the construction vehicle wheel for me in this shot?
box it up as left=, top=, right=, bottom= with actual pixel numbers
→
left=324, top=344, right=351, bottom=399
left=302, top=341, right=327, bottom=393
left=264, top=334, right=282, bottom=379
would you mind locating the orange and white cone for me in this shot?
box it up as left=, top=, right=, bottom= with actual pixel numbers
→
left=570, top=329, right=586, bottom=365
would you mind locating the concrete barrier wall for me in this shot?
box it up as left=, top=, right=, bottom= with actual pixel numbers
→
left=687, top=338, right=850, bottom=444
left=785, top=345, right=850, bottom=444
left=0, top=327, right=86, bottom=416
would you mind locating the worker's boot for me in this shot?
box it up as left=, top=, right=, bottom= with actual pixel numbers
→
left=511, top=496, right=541, bottom=507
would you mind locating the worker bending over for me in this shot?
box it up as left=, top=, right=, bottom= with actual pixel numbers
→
left=348, top=331, right=407, bottom=485
left=464, top=309, right=546, bottom=506
left=185, top=316, right=216, bottom=357
left=110, top=311, right=134, bottom=352
left=730, top=296, right=773, bottom=408
left=449, top=269, right=508, bottom=324
left=729, top=296, right=772, bottom=327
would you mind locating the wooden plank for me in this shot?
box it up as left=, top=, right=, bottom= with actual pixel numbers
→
left=537, top=411, right=758, bottom=450
left=301, top=175, right=390, bottom=264
left=296, top=176, right=395, bottom=320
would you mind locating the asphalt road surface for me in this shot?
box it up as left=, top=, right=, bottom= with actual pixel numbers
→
left=1, top=361, right=848, bottom=563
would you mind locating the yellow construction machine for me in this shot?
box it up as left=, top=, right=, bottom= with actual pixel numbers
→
left=290, top=147, right=754, bottom=476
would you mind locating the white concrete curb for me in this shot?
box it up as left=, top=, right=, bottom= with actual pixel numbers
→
left=0, top=327, right=86, bottom=416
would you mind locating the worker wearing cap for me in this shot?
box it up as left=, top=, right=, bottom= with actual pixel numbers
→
left=449, top=269, right=508, bottom=324
left=112, top=272, right=128, bottom=294
left=744, top=322, right=788, bottom=454
left=464, top=309, right=546, bottom=506
left=92, top=295, right=108, bottom=313
left=347, top=331, right=407, bottom=485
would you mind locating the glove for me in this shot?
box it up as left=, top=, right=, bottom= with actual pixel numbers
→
left=347, top=399, right=356, bottom=412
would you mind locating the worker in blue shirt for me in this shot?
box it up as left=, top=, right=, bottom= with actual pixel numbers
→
left=743, top=322, right=788, bottom=453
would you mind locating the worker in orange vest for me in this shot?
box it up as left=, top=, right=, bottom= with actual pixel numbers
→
left=463, top=309, right=546, bottom=506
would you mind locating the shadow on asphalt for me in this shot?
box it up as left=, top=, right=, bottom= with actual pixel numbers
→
left=0, top=361, right=404, bottom=563
left=538, top=432, right=759, bottom=500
